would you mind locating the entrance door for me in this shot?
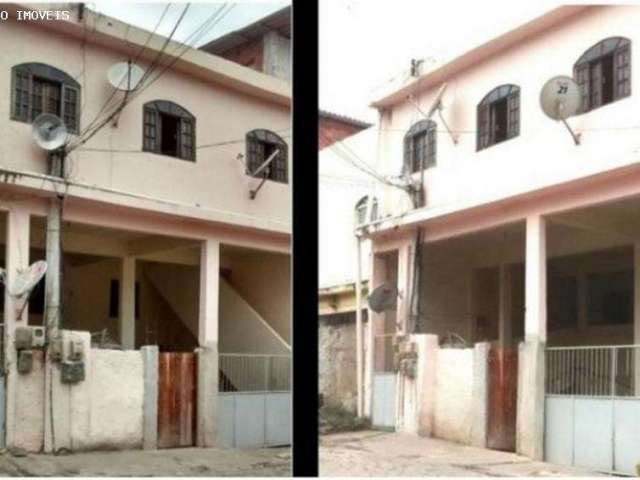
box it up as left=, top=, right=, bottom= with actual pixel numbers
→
left=372, top=373, right=396, bottom=429
left=487, top=345, right=518, bottom=451
left=157, top=352, right=197, bottom=448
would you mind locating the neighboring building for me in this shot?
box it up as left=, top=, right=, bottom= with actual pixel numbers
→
left=318, top=110, right=371, bottom=150
left=199, top=5, right=291, bottom=83
left=318, top=126, right=377, bottom=413
left=0, top=4, right=290, bottom=453
left=359, top=5, right=640, bottom=475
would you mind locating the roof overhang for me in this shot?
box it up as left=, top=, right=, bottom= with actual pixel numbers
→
left=9, top=3, right=291, bottom=107
left=370, top=5, right=591, bottom=110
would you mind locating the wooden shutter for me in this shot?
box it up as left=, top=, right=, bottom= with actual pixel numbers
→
left=426, top=127, right=436, bottom=168
left=589, top=61, right=602, bottom=109
left=246, top=133, right=262, bottom=175
left=272, top=145, right=287, bottom=182
left=62, top=84, right=79, bottom=133
left=403, top=135, right=412, bottom=174
left=477, top=104, right=490, bottom=150
left=614, top=44, right=631, bottom=100
left=180, top=117, right=195, bottom=161
left=11, top=66, right=31, bottom=122
left=143, top=106, right=158, bottom=153
left=506, top=90, right=520, bottom=139
left=575, top=64, right=590, bottom=113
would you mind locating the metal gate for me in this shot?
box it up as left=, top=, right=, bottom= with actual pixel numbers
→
left=157, top=352, right=197, bottom=449
left=217, top=354, right=291, bottom=448
left=545, top=345, right=640, bottom=475
left=487, top=345, right=518, bottom=451
left=372, top=334, right=396, bottom=429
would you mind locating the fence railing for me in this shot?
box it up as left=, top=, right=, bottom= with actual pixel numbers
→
left=546, top=345, right=640, bottom=397
left=219, top=353, right=291, bottom=393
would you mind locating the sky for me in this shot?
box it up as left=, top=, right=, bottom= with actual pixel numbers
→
left=88, top=1, right=288, bottom=48
left=320, top=0, right=562, bottom=123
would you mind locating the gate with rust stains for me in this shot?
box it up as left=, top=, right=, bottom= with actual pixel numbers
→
left=158, top=352, right=197, bottom=448
left=487, top=345, right=518, bottom=451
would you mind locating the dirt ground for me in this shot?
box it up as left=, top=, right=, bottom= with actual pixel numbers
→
left=320, top=431, right=604, bottom=477
left=0, top=446, right=291, bottom=477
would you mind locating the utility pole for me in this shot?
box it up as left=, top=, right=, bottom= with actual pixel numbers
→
left=44, top=152, right=64, bottom=341
left=354, top=233, right=364, bottom=417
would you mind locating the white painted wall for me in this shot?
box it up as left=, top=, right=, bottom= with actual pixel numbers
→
left=376, top=6, right=640, bottom=221
left=433, top=348, right=474, bottom=444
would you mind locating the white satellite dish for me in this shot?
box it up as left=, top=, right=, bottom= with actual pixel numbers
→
left=540, top=75, right=582, bottom=120
left=540, top=75, right=582, bottom=145
left=107, top=62, right=145, bottom=91
left=32, top=114, right=68, bottom=151
left=12, top=261, right=48, bottom=297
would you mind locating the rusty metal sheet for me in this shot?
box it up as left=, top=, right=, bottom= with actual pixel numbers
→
left=158, top=352, right=197, bottom=449
left=487, top=346, right=518, bottom=451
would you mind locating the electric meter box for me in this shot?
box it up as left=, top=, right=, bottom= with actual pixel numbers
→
left=17, top=350, right=33, bottom=374
left=14, top=327, right=32, bottom=350
left=61, top=360, right=85, bottom=384
left=31, top=327, right=45, bottom=347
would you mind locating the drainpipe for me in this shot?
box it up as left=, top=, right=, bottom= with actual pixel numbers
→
left=354, top=233, right=364, bottom=417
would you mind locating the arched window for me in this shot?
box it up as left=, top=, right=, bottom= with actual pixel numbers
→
left=574, top=37, right=631, bottom=113
left=142, top=100, right=195, bottom=161
left=477, top=84, right=520, bottom=151
left=403, top=119, right=436, bottom=173
left=246, top=129, right=288, bottom=183
left=355, top=195, right=378, bottom=226
left=10, top=63, right=80, bottom=133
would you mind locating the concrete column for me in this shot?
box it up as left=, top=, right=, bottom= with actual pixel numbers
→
left=119, top=257, right=136, bottom=349
left=396, top=242, right=412, bottom=335
left=516, top=339, right=545, bottom=460
left=198, top=239, right=220, bottom=347
left=365, top=252, right=386, bottom=418
left=142, top=346, right=158, bottom=450
left=498, top=264, right=512, bottom=348
left=634, top=244, right=640, bottom=395
left=196, top=342, right=218, bottom=447
left=525, top=215, right=547, bottom=343
left=4, top=206, right=30, bottom=450
left=471, top=342, right=490, bottom=448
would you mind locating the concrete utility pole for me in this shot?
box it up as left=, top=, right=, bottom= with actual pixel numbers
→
left=354, top=234, right=364, bottom=417
left=44, top=152, right=64, bottom=340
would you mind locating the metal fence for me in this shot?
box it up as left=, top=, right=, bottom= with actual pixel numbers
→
left=546, top=345, right=640, bottom=397
left=219, top=354, right=291, bottom=393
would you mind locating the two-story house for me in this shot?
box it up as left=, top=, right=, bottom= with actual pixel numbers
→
left=359, top=5, right=640, bottom=475
left=0, top=3, right=291, bottom=454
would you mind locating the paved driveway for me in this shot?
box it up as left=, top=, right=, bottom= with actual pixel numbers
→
left=0, top=446, right=291, bottom=477
left=320, top=431, right=604, bottom=477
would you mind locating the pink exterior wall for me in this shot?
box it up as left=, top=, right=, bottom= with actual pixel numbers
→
left=374, top=6, right=640, bottom=235
left=0, top=8, right=291, bottom=237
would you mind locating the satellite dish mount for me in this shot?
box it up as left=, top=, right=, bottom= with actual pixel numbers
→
left=249, top=148, right=280, bottom=200
left=540, top=75, right=582, bottom=146
left=107, top=60, right=145, bottom=127
left=409, top=83, right=457, bottom=145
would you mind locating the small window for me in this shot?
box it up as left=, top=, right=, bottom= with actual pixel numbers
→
left=142, top=100, right=195, bottom=161
left=246, top=129, right=288, bottom=183
left=477, top=84, right=520, bottom=151
left=574, top=37, right=631, bottom=113
left=355, top=196, right=378, bottom=225
left=11, top=63, right=80, bottom=133
left=403, top=120, right=436, bottom=173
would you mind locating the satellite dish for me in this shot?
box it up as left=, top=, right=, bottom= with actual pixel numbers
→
left=12, top=261, right=47, bottom=297
left=425, top=83, right=448, bottom=119
left=368, top=283, right=398, bottom=313
left=540, top=75, right=582, bottom=120
left=107, top=62, right=144, bottom=91
left=32, top=114, right=68, bottom=151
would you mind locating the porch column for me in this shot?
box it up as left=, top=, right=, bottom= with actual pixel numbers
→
left=634, top=244, right=640, bottom=395
left=119, top=257, right=136, bottom=349
left=517, top=214, right=546, bottom=460
left=524, top=215, right=547, bottom=343
left=4, top=206, right=30, bottom=449
left=498, top=264, right=512, bottom=348
left=197, top=238, right=219, bottom=447
left=198, top=239, right=219, bottom=346
left=365, top=251, right=386, bottom=418
left=396, top=241, right=412, bottom=335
